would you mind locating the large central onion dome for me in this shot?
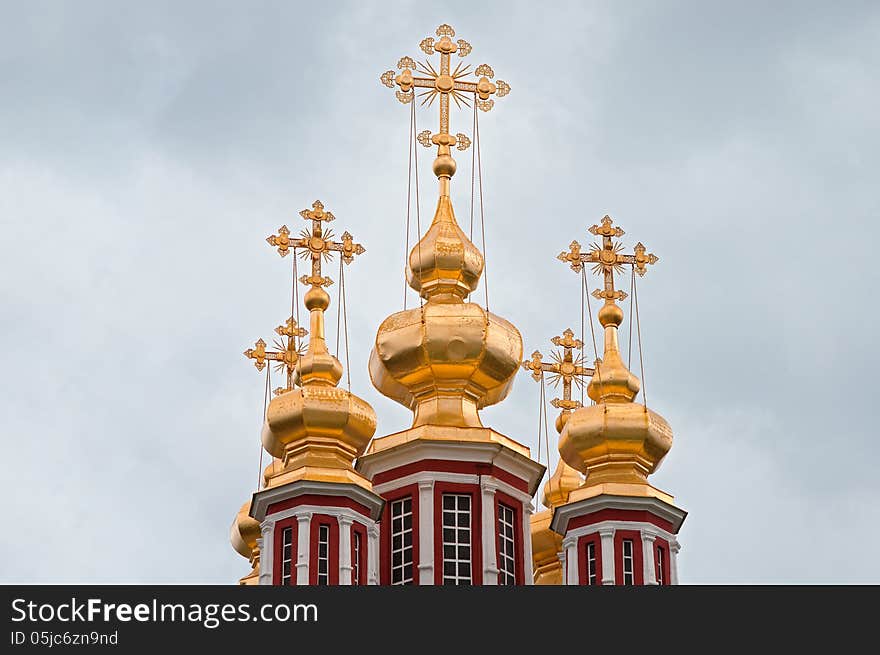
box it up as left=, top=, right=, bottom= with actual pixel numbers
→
left=369, top=184, right=522, bottom=428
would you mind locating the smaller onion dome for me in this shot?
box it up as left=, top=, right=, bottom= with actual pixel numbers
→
left=559, top=302, right=673, bottom=488
left=262, top=285, right=377, bottom=488
left=530, top=510, right=563, bottom=585
left=230, top=501, right=260, bottom=562
left=406, top=195, right=484, bottom=302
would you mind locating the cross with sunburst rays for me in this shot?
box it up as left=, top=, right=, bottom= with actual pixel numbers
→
left=522, top=328, right=595, bottom=412
left=243, top=317, right=308, bottom=395
left=557, top=215, right=659, bottom=303
left=380, top=23, right=510, bottom=154
left=265, top=200, right=365, bottom=289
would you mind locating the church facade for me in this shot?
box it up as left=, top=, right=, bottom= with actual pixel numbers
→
left=229, top=23, right=686, bottom=587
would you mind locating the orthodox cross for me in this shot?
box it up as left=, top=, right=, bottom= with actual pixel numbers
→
left=557, top=215, right=658, bottom=303
left=243, top=317, right=308, bottom=395
left=380, top=23, right=510, bottom=153
left=266, top=200, right=365, bottom=288
left=522, top=328, right=595, bottom=412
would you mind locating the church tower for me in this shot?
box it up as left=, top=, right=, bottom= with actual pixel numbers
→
left=359, top=24, right=545, bottom=585
left=522, top=329, right=592, bottom=585
left=231, top=201, right=384, bottom=585
left=548, top=217, right=687, bottom=584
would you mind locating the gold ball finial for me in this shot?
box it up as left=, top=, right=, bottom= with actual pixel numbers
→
left=598, top=302, right=624, bottom=327
left=433, top=153, right=457, bottom=179
left=304, top=285, right=330, bottom=311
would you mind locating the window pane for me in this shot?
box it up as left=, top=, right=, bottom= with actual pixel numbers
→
left=390, top=497, right=414, bottom=586
left=441, top=493, right=472, bottom=585
left=497, top=504, right=517, bottom=585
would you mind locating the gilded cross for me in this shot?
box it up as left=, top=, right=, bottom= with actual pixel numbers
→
left=380, top=23, right=510, bottom=153
left=522, top=328, right=595, bottom=411
left=243, top=317, right=308, bottom=395
left=266, top=200, right=365, bottom=288
left=557, top=215, right=658, bottom=303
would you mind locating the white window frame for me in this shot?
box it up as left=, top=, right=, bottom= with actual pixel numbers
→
left=317, top=524, right=330, bottom=585
left=352, top=530, right=362, bottom=585
left=622, top=539, right=634, bottom=585
left=497, top=503, right=516, bottom=585
left=280, top=526, right=293, bottom=586
left=442, top=493, right=472, bottom=585
left=586, top=541, right=597, bottom=586
left=390, top=497, right=414, bottom=585
left=656, top=545, right=665, bottom=586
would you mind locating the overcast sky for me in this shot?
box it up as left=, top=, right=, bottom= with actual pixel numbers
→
left=2, top=1, right=878, bottom=583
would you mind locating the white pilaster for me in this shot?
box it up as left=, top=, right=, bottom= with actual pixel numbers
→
left=558, top=550, right=567, bottom=585
left=563, top=535, right=578, bottom=586
left=368, top=524, right=380, bottom=585
left=258, top=523, right=274, bottom=585
left=295, top=512, right=311, bottom=586
left=642, top=532, right=658, bottom=585
left=599, top=527, right=615, bottom=585
left=670, top=539, right=681, bottom=585
left=417, top=480, right=434, bottom=585
left=522, top=502, right=535, bottom=585
left=480, top=478, right=499, bottom=585
left=338, top=515, right=353, bottom=586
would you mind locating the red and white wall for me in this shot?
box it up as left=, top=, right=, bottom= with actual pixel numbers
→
left=249, top=481, right=384, bottom=586
left=551, top=495, right=686, bottom=586
left=358, top=440, right=545, bottom=586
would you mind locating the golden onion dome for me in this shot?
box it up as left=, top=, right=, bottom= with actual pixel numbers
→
left=262, top=285, right=377, bottom=488
left=370, top=163, right=522, bottom=427
left=542, top=457, right=584, bottom=508
left=370, top=301, right=522, bottom=427
left=406, top=195, right=484, bottom=302
left=530, top=509, right=563, bottom=585
left=541, top=410, right=584, bottom=507
left=559, top=302, right=672, bottom=487
left=230, top=501, right=260, bottom=561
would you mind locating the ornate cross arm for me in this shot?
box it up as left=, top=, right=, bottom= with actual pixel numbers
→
left=243, top=317, right=308, bottom=394
left=558, top=215, right=658, bottom=305
left=379, top=24, right=511, bottom=149
left=266, top=200, right=365, bottom=289
left=522, top=328, right=595, bottom=412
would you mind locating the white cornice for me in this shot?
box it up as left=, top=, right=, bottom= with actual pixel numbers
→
left=371, top=471, right=534, bottom=506
left=373, top=471, right=479, bottom=495
left=565, top=519, right=678, bottom=545
left=250, top=480, right=385, bottom=522
left=550, top=494, right=687, bottom=535
left=265, top=504, right=377, bottom=529
left=356, top=439, right=546, bottom=496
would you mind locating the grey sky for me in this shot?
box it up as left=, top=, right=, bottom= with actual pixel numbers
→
left=1, top=1, right=878, bottom=583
